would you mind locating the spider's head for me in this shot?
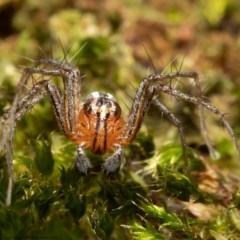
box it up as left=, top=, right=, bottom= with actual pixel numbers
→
left=82, top=92, right=122, bottom=121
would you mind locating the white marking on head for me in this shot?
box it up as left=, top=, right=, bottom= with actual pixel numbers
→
left=85, top=92, right=116, bottom=101
left=82, top=91, right=122, bottom=120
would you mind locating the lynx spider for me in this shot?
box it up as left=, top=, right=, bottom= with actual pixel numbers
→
left=1, top=57, right=239, bottom=205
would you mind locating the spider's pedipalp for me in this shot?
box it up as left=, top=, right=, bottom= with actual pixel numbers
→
left=103, top=144, right=125, bottom=173
left=76, top=144, right=92, bottom=174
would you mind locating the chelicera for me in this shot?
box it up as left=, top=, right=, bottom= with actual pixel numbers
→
left=1, top=57, right=239, bottom=204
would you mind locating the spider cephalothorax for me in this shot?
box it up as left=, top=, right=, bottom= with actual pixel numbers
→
left=1, top=57, right=239, bottom=205
left=71, top=92, right=123, bottom=154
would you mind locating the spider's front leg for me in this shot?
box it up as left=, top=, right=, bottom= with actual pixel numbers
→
left=122, top=77, right=157, bottom=145
left=34, top=74, right=92, bottom=174
left=28, top=59, right=93, bottom=173
left=158, top=84, right=240, bottom=155
left=43, top=68, right=93, bottom=173
left=121, top=73, right=197, bottom=170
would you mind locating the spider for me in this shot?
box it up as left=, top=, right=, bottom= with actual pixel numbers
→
left=1, top=57, right=239, bottom=205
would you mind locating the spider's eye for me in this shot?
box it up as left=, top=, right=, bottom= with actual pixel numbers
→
left=84, top=92, right=116, bottom=101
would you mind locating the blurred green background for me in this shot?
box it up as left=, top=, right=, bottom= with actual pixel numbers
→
left=1, top=0, right=240, bottom=239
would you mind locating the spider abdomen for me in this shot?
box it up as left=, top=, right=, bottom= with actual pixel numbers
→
left=70, top=92, right=124, bottom=154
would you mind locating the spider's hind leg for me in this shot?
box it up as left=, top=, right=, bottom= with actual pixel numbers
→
left=45, top=82, right=92, bottom=174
